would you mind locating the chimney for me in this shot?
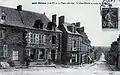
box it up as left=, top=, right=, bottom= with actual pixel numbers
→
left=58, top=16, right=65, bottom=27
left=76, top=27, right=84, bottom=33
left=76, top=22, right=80, bottom=27
left=72, top=23, right=76, bottom=33
left=17, top=5, right=22, bottom=11
left=72, top=23, right=76, bottom=26
left=52, top=14, right=57, bottom=25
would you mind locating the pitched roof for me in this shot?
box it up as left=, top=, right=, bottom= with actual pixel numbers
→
left=0, top=6, right=61, bottom=32
left=63, top=22, right=80, bottom=35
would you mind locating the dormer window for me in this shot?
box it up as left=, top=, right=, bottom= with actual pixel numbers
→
left=1, top=12, right=7, bottom=20
left=47, top=22, right=53, bottom=30
left=40, top=24, right=43, bottom=29
left=47, top=22, right=56, bottom=30
left=0, top=12, right=7, bottom=24
left=33, top=19, right=44, bottom=29
left=1, top=15, right=6, bottom=20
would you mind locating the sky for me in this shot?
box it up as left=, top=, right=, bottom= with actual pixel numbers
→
left=0, top=0, right=120, bottom=46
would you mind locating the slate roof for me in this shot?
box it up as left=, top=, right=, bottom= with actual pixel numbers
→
left=62, top=22, right=86, bottom=38
left=63, top=22, right=80, bottom=35
left=0, top=6, right=61, bottom=32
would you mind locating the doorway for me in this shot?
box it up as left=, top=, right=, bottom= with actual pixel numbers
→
left=51, top=50, right=56, bottom=63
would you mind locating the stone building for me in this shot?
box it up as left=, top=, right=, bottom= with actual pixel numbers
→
left=77, top=27, right=94, bottom=64
left=58, top=16, right=93, bottom=65
left=0, top=5, right=62, bottom=66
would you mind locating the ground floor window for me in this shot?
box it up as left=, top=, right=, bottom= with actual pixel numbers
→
left=0, top=45, right=8, bottom=57
left=26, top=48, right=45, bottom=61
left=12, top=51, right=18, bottom=60
left=71, top=54, right=77, bottom=63
left=36, top=49, right=45, bottom=60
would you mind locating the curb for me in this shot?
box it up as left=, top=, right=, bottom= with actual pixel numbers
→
left=107, top=64, right=117, bottom=71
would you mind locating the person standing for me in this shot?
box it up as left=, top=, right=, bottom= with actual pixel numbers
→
left=24, top=55, right=31, bottom=68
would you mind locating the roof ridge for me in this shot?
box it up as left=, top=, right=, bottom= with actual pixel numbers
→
left=0, top=5, right=44, bottom=16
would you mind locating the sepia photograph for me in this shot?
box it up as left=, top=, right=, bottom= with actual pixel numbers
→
left=0, top=0, right=120, bottom=75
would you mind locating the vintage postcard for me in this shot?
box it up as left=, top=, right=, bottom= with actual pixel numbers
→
left=0, top=0, right=120, bottom=75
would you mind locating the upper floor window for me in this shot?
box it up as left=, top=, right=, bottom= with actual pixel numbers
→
left=47, top=22, right=56, bottom=30
left=39, top=34, right=45, bottom=44
left=52, top=35, right=56, bottom=44
left=72, top=39, right=77, bottom=51
left=30, top=33, right=36, bottom=44
left=26, top=32, right=45, bottom=44
left=0, top=30, right=4, bottom=39
left=0, top=12, right=7, bottom=24
left=71, top=54, right=77, bottom=63
left=1, top=12, right=7, bottom=20
left=1, top=15, right=6, bottom=20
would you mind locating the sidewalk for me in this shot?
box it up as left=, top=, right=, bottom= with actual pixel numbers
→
left=108, top=65, right=118, bottom=71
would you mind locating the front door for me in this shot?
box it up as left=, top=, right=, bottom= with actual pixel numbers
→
left=51, top=50, right=56, bottom=63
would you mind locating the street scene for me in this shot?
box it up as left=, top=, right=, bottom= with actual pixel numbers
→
left=1, top=0, right=120, bottom=75
left=0, top=53, right=117, bottom=75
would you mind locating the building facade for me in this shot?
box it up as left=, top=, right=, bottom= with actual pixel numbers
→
left=58, top=16, right=94, bottom=65
left=0, top=5, right=62, bottom=66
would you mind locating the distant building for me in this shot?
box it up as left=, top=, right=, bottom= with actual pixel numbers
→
left=0, top=5, right=62, bottom=66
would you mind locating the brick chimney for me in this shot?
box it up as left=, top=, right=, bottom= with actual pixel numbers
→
left=76, top=22, right=80, bottom=27
left=72, top=23, right=76, bottom=33
left=52, top=14, right=57, bottom=25
left=17, top=5, right=22, bottom=11
left=58, top=16, right=65, bottom=26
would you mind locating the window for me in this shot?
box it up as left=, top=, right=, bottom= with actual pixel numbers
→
left=12, top=51, right=18, bottom=60
left=36, top=49, right=44, bottom=60
left=1, top=12, right=7, bottom=20
left=39, top=34, right=45, bottom=44
left=0, top=30, right=4, bottom=39
left=72, top=40, right=77, bottom=51
left=26, top=32, right=31, bottom=44
left=27, top=32, right=45, bottom=44
left=35, top=34, right=39, bottom=44
left=52, top=36, right=56, bottom=44
left=33, top=20, right=44, bottom=29
left=0, top=45, right=8, bottom=57
left=40, top=24, right=43, bottom=29
left=30, top=33, right=36, bottom=44
left=3, top=45, right=8, bottom=57
left=1, top=15, right=6, bottom=20
left=71, top=54, right=77, bottom=62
